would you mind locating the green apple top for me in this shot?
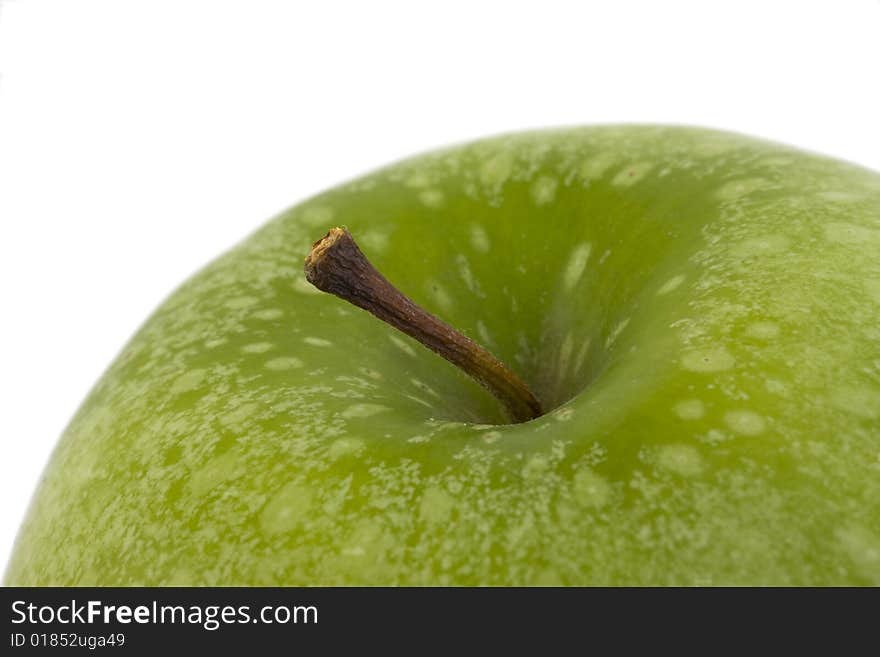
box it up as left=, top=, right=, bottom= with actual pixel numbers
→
left=6, top=126, right=880, bottom=585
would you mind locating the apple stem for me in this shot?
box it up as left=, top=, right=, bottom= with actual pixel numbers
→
left=303, top=227, right=544, bottom=423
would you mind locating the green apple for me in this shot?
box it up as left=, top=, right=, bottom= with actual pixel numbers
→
left=6, top=126, right=880, bottom=586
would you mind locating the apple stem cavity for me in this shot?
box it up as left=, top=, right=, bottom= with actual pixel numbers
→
left=303, top=227, right=544, bottom=423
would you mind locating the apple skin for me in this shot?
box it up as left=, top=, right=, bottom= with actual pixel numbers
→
left=6, top=126, right=880, bottom=586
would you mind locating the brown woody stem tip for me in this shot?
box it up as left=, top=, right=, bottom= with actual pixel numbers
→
left=304, top=227, right=543, bottom=423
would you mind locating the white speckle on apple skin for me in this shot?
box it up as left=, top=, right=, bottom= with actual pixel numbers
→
left=335, top=375, right=375, bottom=391
left=680, top=347, right=736, bottom=373
left=292, top=277, right=321, bottom=295
left=531, top=175, right=558, bottom=206
left=745, top=322, right=780, bottom=339
left=264, top=357, right=303, bottom=371
left=611, top=162, right=653, bottom=186
left=573, top=338, right=591, bottom=374
left=330, top=389, right=365, bottom=400
left=724, top=410, right=766, bottom=436
left=419, top=486, right=455, bottom=524
left=817, top=190, right=866, bottom=202
left=522, top=454, right=550, bottom=479
left=242, top=342, right=274, bottom=354
left=253, top=308, right=284, bottom=320
left=831, top=387, right=880, bottom=420
left=186, top=450, right=242, bottom=497
left=327, top=437, right=365, bottom=461
left=426, top=280, right=454, bottom=314
left=578, top=152, right=617, bottom=182
left=604, top=317, right=630, bottom=349
left=358, top=367, right=383, bottom=381
left=730, top=234, right=791, bottom=258
left=531, top=567, right=564, bottom=586
left=389, top=335, right=416, bottom=357
left=468, top=424, right=495, bottom=431
left=698, top=429, right=730, bottom=447
left=562, top=243, right=592, bottom=292
left=656, top=445, right=705, bottom=478
left=481, top=431, right=501, bottom=444
left=835, top=526, right=880, bottom=582
left=455, top=254, right=482, bottom=297
left=300, top=205, right=335, bottom=227
left=358, top=230, right=390, bottom=254
left=418, top=189, right=445, bottom=208
left=824, top=222, right=880, bottom=247
left=170, top=369, right=207, bottom=395
left=410, top=379, right=440, bottom=398
left=657, top=274, right=686, bottom=296
left=219, top=402, right=259, bottom=429
left=557, top=332, right=574, bottom=382
left=715, top=177, right=772, bottom=201
left=404, top=395, right=432, bottom=408
left=303, top=337, right=333, bottom=348
left=674, top=399, right=706, bottom=421
left=572, top=469, right=612, bottom=508
left=470, top=224, right=490, bottom=253
left=553, top=407, right=575, bottom=422
left=340, top=403, right=390, bottom=419
left=479, top=151, right=514, bottom=188
left=259, top=483, right=313, bottom=536
left=224, top=296, right=260, bottom=310
left=475, top=320, right=493, bottom=347
left=404, top=171, right=432, bottom=188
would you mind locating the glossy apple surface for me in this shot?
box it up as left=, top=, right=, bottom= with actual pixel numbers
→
left=6, top=126, right=880, bottom=585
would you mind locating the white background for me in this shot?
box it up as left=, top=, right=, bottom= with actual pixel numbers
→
left=1, top=0, right=879, bottom=575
